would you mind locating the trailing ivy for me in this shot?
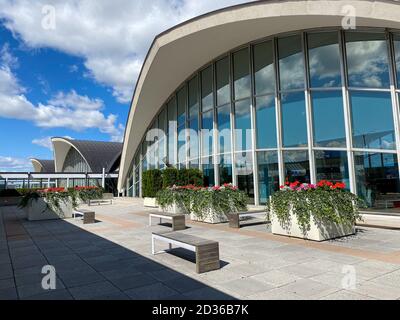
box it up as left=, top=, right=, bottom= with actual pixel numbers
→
left=267, top=180, right=364, bottom=234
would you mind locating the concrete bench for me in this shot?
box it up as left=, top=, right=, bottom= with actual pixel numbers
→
left=149, top=212, right=186, bottom=231
left=88, top=193, right=114, bottom=206
left=73, top=209, right=96, bottom=224
left=226, top=209, right=266, bottom=228
left=152, top=231, right=220, bottom=273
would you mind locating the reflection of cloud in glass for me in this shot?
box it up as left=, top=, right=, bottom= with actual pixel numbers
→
left=346, top=38, right=389, bottom=88
left=309, top=44, right=341, bottom=87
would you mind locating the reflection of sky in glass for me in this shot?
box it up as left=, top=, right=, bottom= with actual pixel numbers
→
left=257, top=151, right=279, bottom=203
left=350, top=91, right=395, bottom=150
left=256, top=95, right=276, bottom=149
left=216, top=57, right=230, bottom=106
left=177, top=125, right=186, bottom=163
left=281, top=92, right=307, bottom=147
left=188, top=76, right=199, bottom=118
left=308, top=32, right=341, bottom=88
left=346, top=32, right=390, bottom=88
left=312, top=91, right=346, bottom=147
left=201, top=66, right=213, bottom=112
left=254, top=41, right=275, bottom=95
left=189, top=117, right=199, bottom=159
left=283, top=150, right=310, bottom=183
left=278, top=35, right=305, bottom=90
left=314, top=150, right=349, bottom=187
left=235, top=99, right=251, bottom=151
left=394, top=35, right=400, bottom=88
left=217, top=104, right=231, bottom=153
left=177, top=86, right=186, bottom=126
left=202, top=110, right=213, bottom=155
left=233, top=48, right=251, bottom=100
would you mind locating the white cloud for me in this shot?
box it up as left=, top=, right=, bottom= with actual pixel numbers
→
left=0, top=44, right=125, bottom=142
left=0, top=156, right=32, bottom=171
left=0, top=0, right=252, bottom=103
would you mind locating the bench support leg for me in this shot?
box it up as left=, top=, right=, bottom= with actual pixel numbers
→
left=151, top=236, right=155, bottom=255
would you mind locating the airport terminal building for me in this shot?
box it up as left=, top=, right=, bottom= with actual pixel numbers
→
left=118, top=0, right=400, bottom=211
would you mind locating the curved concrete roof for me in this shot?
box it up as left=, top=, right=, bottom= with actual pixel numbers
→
left=30, top=159, right=55, bottom=173
left=118, top=0, right=400, bottom=189
left=52, top=137, right=122, bottom=173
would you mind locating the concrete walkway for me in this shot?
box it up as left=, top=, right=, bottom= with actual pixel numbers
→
left=1, top=199, right=400, bottom=300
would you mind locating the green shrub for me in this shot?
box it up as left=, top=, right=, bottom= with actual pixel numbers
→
left=177, top=168, right=203, bottom=186
left=162, top=167, right=179, bottom=188
left=142, top=169, right=163, bottom=197
left=0, top=189, right=21, bottom=197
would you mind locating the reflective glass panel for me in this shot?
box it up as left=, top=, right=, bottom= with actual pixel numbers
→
left=217, top=104, right=231, bottom=154
left=256, top=95, right=277, bottom=149
left=234, top=99, right=252, bottom=151
left=350, top=91, right=395, bottom=150
left=201, top=66, right=213, bottom=111
left=257, top=151, right=279, bottom=204
left=253, top=40, right=275, bottom=95
left=308, top=32, right=341, bottom=88
left=202, top=157, right=215, bottom=187
left=202, top=110, right=213, bottom=156
left=283, top=150, right=310, bottom=183
left=281, top=92, right=308, bottom=147
left=315, top=150, right=349, bottom=187
left=394, top=35, right=400, bottom=88
left=346, top=32, right=390, bottom=88
left=233, top=48, right=251, bottom=100
left=218, top=154, right=232, bottom=185
left=167, top=98, right=177, bottom=166
left=216, top=57, right=230, bottom=106
left=177, top=125, right=186, bottom=164
left=188, top=76, right=199, bottom=118
left=177, top=86, right=187, bottom=126
left=189, top=117, right=199, bottom=159
left=312, top=91, right=346, bottom=147
left=235, top=152, right=254, bottom=203
left=278, top=35, right=305, bottom=90
left=354, top=152, right=400, bottom=211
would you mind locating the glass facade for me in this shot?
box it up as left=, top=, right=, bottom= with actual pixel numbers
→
left=127, top=29, right=400, bottom=211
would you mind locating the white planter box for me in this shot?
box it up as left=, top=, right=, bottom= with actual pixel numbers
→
left=190, top=209, right=228, bottom=224
left=27, top=198, right=73, bottom=221
left=271, top=210, right=355, bottom=241
left=144, top=197, right=158, bottom=208
left=158, top=202, right=187, bottom=214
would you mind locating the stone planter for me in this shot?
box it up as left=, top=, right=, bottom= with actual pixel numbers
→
left=0, top=196, right=22, bottom=207
left=190, top=209, right=229, bottom=224
left=158, top=202, right=187, bottom=214
left=144, top=197, right=158, bottom=208
left=26, top=198, right=73, bottom=221
left=271, top=209, right=355, bottom=241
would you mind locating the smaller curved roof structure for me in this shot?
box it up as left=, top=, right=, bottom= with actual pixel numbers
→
left=52, top=137, right=123, bottom=173
left=30, top=159, right=55, bottom=173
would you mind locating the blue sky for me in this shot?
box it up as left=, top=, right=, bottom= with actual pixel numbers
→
left=0, top=0, right=250, bottom=171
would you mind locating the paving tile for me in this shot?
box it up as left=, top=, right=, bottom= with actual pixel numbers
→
left=245, top=287, right=307, bottom=300
left=183, top=287, right=237, bottom=300
left=59, top=270, right=104, bottom=288
left=251, top=269, right=302, bottom=287
left=279, top=278, right=339, bottom=299
left=22, top=289, right=73, bottom=300
left=0, top=264, right=13, bottom=280
left=321, top=290, right=373, bottom=300
left=162, top=276, right=207, bottom=293
left=353, top=281, right=400, bottom=300
left=218, top=278, right=274, bottom=297
left=69, top=281, right=121, bottom=300
left=124, top=282, right=179, bottom=300
left=108, top=273, right=157, bottom=291
left=17, top=278, right=65, bottom=299
left=279, top=264, right=326, bottom=278
left=0, top=278, right=15, bottom=290
left=0, top=286, right=18, bottom=300
left=370, top=270, right=400, bottom=289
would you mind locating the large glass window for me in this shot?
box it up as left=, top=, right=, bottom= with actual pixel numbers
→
left=217, top=104, right=231, bottom=154
left=216, top=57, right=230, bottom=106
left=234, top=99, right=252, bottom=151
left=350, top=91, right=395, bottom=150
left=312, top=91, right=346, bottom=147
left=257, top=151, right=279, bottom=204
left=278, top=35, right=305, bottom=90
left=315, top=150, right=349, bottom=187
left=283, top=150, right=310, bottom=183
left=189, top=117, right=199, bottom=160
left=394, top=35, right=400, bottom=88
left=202, top=110, right=213, bottom=156
left=253, top=40, right=275, bottom=95
left=188, top=76, right=199, bottom=118
left=218, top=154, right=232, bottom=185
left=308, top=32, right=341, bottom=88
left=235, top=152, right=254, bottom=203
left=202, top=157, right=215, bottom=187
left=346, top=32, right=390, bottom=88
left=177, top=86, right=187, bottom=127
left=201, top=66, right=213, bottom=112
left=167, top=98, right=177, bottom=166
left=233, top=48, right=251, bottom=100
left=255, top=95, right=277, bottom=149
left=281, top=92, right=308, bottom=147
left=354, top=152, right=400, bottom=211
